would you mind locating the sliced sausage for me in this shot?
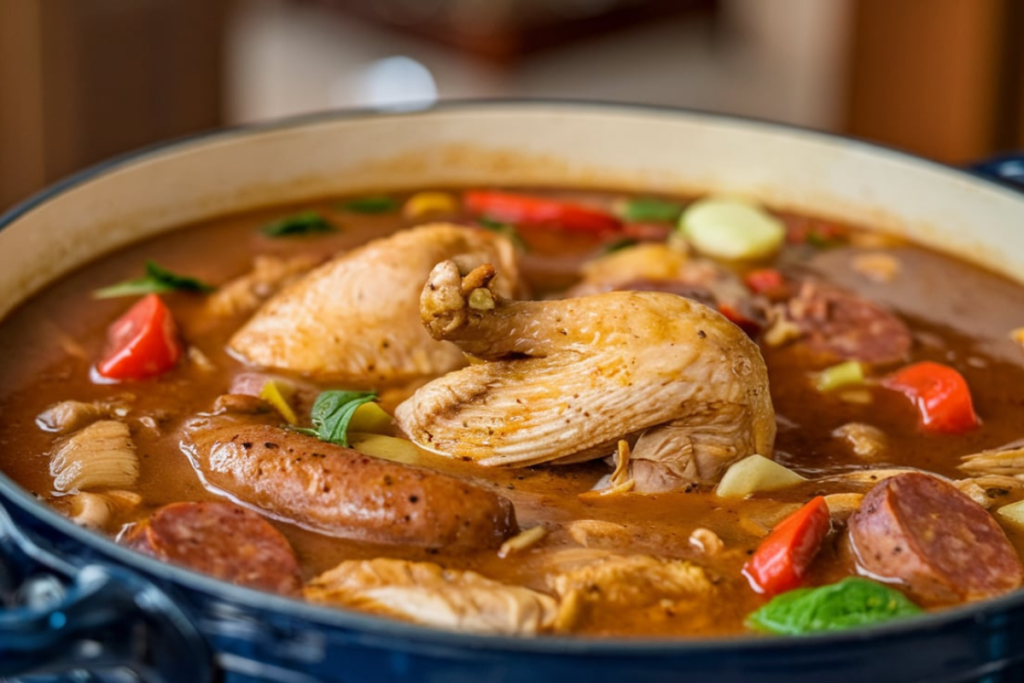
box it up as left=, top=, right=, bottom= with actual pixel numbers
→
left=849, top=472, right=1023, bottom=605
left=181, top=409, right=517, bottom=550
left=125, top=501, right=302, bottom=596
left=785, top=279, right=911, bottom=365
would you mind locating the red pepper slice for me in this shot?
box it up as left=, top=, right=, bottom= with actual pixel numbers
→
left=464, top=191, right=621, bottom=234
left=743, top=268, right=785, bottom=295
left=881, top=361, right=980, bottom=434
left=743, top=496, right=831, bottom=597
left=96, top=294, right=183, bottom=381
left=718, top=303, right=762, bottom=337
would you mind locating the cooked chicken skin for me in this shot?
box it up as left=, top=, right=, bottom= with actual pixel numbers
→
left=229, top=223, right=523, bottom=386
left=394, top=261, right=776, bottom=492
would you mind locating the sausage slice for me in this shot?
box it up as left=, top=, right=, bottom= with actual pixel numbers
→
left=181, top=409, right=518, bottom=550
left=785, top=280, right=911, bottom=365
left=849, top=472, right=1023, bottom=605
left=125, top=501, right=302, bottom=596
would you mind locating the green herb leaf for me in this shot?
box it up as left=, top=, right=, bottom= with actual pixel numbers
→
left=261, top=211, right=336, bottom=237
left=479, top=217, right=528, bottom=252
left=340, top=195, right=399, bottom=214
left=618, top=198, right=685, bottom=223
left=93, top=261, right=215, bottom=299
left=304, top=390, right=378, bottom=448
left=601, top=238, right=639, bottom=254
left=746, top=577, right=922, bottom=636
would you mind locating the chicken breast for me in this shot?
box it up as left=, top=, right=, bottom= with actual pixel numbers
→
left=394, top=261, right=776, bottom=492
left=229, top=223, right=524, bottom=386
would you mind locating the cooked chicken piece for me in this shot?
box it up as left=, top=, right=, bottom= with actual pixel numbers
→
left=832, top=422, right=888, bottom=460
left=953, top=475, right=1024, bottom=509
left=229, top=224, right=523, bottom=386
left=688, top=528, right=725, bottom=556
left=394, top=261, right=776, bottom=492
left=206, top=254, right=320, bottom=318
left=49, top=420, right=138, bottom=493
left=305, top=558, right=558, bottom=636
left=545, top=552, right=714, bottom=630
left=567, top=519, right=635, bottom=549
left=36, top=398, right=133, bottom=435
left=960, top=442, right=1024, bottom=477
left=55, top=490, right=142, bottom=531
left=568, top=244, right=753, bottom=313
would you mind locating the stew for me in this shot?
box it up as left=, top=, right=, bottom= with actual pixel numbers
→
left=3, top=187, right=1024, bottom=638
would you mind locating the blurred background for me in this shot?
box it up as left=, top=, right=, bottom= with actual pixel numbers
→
left=2, top=0, right=1023, bottom=211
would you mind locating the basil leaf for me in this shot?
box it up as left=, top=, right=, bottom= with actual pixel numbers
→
left=93, top=260, right=215, bottom=299
left=479, top=217, right=528, bottom=252
left=305, top=390, right=378, bottom=448
left=262, top=211, right=336, bottom=237
left=746, top=577, right=922, bottom=636
left=340, top=195, right=398, bottom=214
left=619, top=198, right=684, bottom=223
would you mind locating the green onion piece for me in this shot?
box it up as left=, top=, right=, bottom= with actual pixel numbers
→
left=294, top=390, right=378, bottom=448
left=340, top=195, right=399, bottom=214
left=746, top=577, right=922, bottom=636
left=816, top=361, right=865, bottom=392
left=618, top=198, right=684, bottom=223
left=679, top=196, right=785, bottom=260
left=479, top=217, right=528, bottom=252
left=261, top=211, right=336, bottom=237
left=93, top=261, right=215, bottom=299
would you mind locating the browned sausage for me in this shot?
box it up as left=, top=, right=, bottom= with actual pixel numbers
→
left=848, top=472, right=1023, bottom=605
left=125, top=501, right=302, bottom=596
left=181, top=409, right=517, bottom=550
left=785, top=279, right=911, bottom=365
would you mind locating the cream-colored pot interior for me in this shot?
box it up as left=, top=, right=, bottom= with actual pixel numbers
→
left=2, top=103, right=1023, bottom=319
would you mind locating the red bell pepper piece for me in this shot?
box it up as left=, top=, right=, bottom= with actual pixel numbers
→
left=718, top=303, right=762, bottom=337
left=96, top=294, right=183, bottom=381
left=464, top=191, right=621, bottom=234
left=743, top=496, right=831, bottom=597
left=881, top=361, right=980, bottom=434
left=743, top=268, right=785, bottom=295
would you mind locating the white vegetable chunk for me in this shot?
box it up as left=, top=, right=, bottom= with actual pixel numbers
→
left=716, top=454, right=806, bottom=498
left=679, top=197, right=785, bottom=261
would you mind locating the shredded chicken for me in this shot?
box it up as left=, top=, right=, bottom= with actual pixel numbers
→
left=567, top=520, right=636, bottom=549
left=49, top=420, right=138, bottom=492
left=206, top=254, right=319, bottom=318
left=823, top=492, right=864, bottom=523
left=546, top=553, right=714, bottom=630
left=688, top=528, right=725, bottom=556
left=395, top=260, right=776, bottom=493
left=58, top=490, right=142, bottom=530
left=230, top=224, right=524, bottom=386
left=953, top=475, right=1024, bottom=509
left=832, top=422, right=888, bottom=460
left=304, top=558, right=558, bottom=636
left=960, top=443, right=1024, bottom=477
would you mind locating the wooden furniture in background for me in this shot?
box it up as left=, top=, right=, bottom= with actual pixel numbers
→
left=0, top=0, right=226, bottom=211
left=844, top=0, right=1024, bottom=164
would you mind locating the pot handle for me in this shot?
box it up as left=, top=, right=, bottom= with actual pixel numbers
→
left=969, top=153, right=1024, bottom=192
left=0, top=502, right=215, bottom=682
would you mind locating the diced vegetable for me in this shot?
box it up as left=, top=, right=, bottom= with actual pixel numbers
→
left=296, top=390, right=377, bottom=448
left=717, top=303, right=762, bottom=336
left=881, top=361, right=980, bottom=434
left=743, top=268, right=784, bottom=294
left=620, top=222, right=673, bottom=242
left=679, top=196, right=785, bottom=260
left=465, top=190, right=621, bottom=233
left=340, top=195, right=399, bottom=214
left=996, top=499, right=1024, bottom=528
left=717, top=454, right=807, bottom=498
left=259, top=379, right=298, bottom=425
left=601, top=238, right=640, bottom=254
left=615, top=197, right=684, bottom=223
left=347, top=433, right=423, bottom=465
left=96, top=294, right=183, bottom=381
left=261, top=211, right=336, bottom=237
left=347, top=402, right=393, bottom=435
left=816, top=361, right=865, bottom=392
left=479, top=218, right=528, bottom=251
left=93, top=261, right=215, bottom=299
left=746, top=577, right=922, bottom=635
left=403, top=191, right=458, bottom=220
left=742, top=496, right=831, bottom=596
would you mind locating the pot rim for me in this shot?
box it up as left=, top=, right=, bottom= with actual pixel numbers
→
left=2, top=98, right=1022, bottom=655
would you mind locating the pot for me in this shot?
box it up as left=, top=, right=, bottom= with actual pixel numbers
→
left=2, top=102, right=1024, bottom=682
